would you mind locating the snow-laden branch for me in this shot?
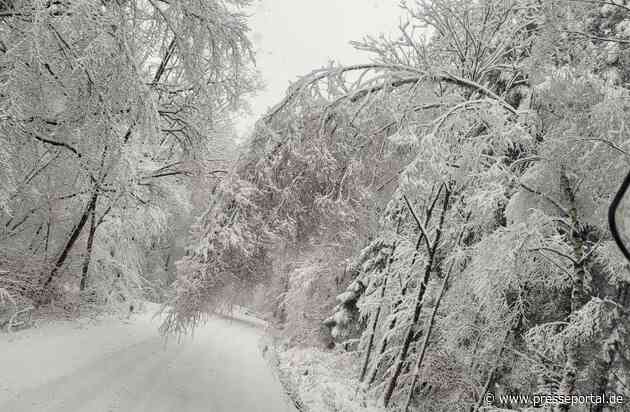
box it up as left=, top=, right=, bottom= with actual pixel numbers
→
left=264, top=63, right=517, bottom=122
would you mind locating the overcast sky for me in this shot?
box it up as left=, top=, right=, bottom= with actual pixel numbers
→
left=236, top=0, right=405, bottom=137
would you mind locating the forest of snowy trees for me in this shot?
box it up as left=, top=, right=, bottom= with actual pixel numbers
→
left=3, top=0, right=630, bottom=411
left=0, top=0, right=257, bottom=311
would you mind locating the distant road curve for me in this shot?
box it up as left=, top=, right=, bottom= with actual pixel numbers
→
left=0, top=309, right=295, bottom=412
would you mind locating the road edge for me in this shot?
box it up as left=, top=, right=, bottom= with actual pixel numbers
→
left=260, top=330, right=308, bottom=412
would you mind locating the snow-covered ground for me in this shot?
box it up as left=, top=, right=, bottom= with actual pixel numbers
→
left=274, top=345, right=384, bottom=412
left=0, top=305, right=295, bottom=412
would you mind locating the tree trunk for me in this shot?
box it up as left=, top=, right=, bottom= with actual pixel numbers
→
left=367, top=309, right=399, bottom=387
left=367, top=188, right=443, bottom=388
left=43, top=213, right=51, bottom=258
left=359, top=219, right=402, bottom=382
left=80, top=195, right=98, bottom=291
left=474, top=346, right=506, bottom=412
left=557, top=251, right=585, bottom=411
left=40, top=145, right=109, bottom=302
left=359, top=274, right=389, bottom=382
left=382, top=190, right=450, bottom=408
left=403, top=255, right=453, bottom=411
left=382, top=260, right=433, bottom=407
left=558, top=171, right=586, bottom=412
left=39, top=192, right=97, bottom=301
left=404, top=214, right=470, bottom=411
left=591, top=282, right=627, bottom=412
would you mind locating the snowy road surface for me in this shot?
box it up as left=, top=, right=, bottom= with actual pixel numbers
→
left=0, top=309, right=295, bottom=412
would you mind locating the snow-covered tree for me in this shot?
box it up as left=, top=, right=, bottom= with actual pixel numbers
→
left=0, top=0, right=257, bottom=307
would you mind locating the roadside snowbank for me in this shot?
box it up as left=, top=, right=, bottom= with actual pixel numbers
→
left=274, top=345, right=384, bottom=412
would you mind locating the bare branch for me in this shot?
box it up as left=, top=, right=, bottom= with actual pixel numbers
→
left=29, top=132, right=81, bottom=158
left=530, top=247, right=578, bottom=265
left=577, top=138, right=630, bottom=160
left=519, top=182, right=571, bottom=218
left=563, top=30, right=630, bottom=45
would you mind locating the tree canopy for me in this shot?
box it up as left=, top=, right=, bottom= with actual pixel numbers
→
left=0, top=0, right=258, bottom=309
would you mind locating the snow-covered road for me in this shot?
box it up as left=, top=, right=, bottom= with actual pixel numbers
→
left=0, top=309, right=295, bottom=412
